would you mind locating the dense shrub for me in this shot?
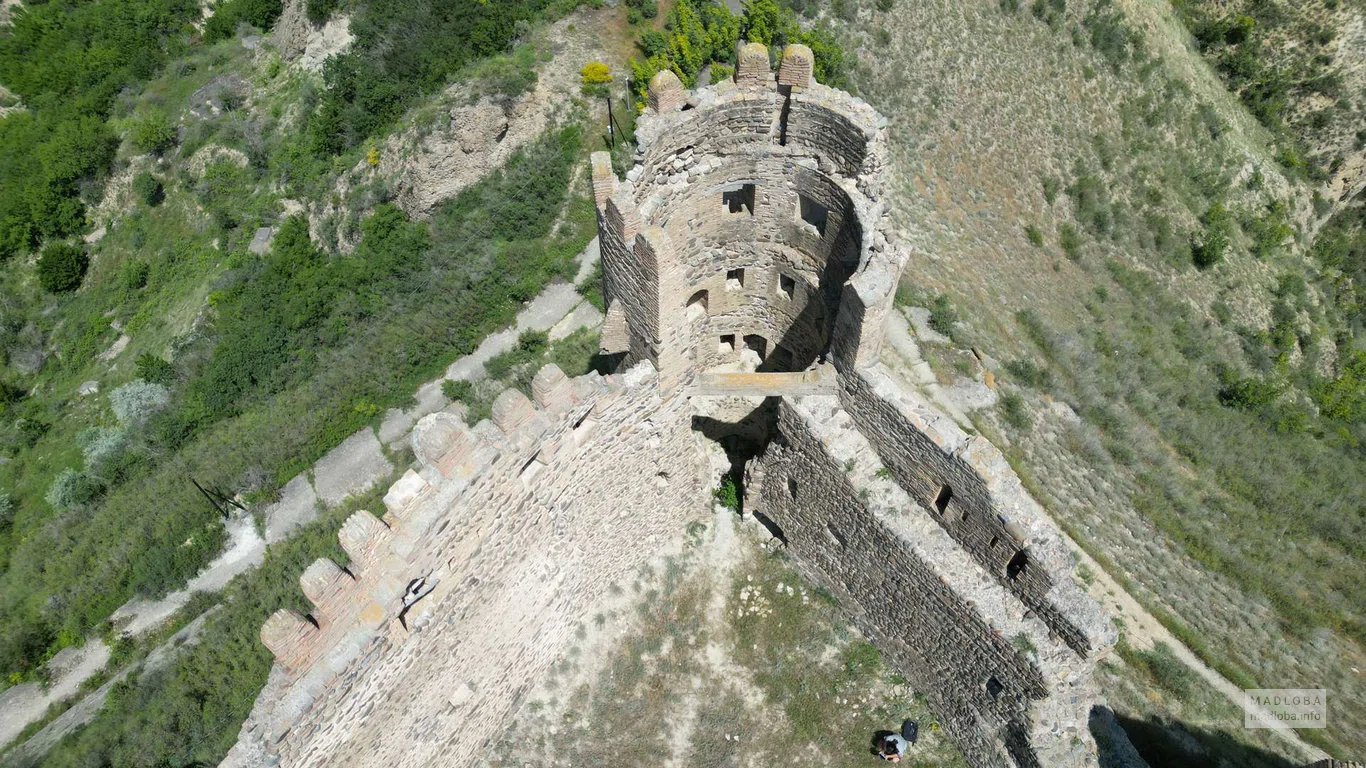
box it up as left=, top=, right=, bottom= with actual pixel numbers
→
left=204, top=0, right=284, bottom=42
left=928, top=294, right=958, bottom=335
left=80, top=427, right=128, bottom=478
left=1059, top=222, right=1082, bottom=261
left=1006, top=358, right=1052, bottom=389
left=133, top=171, right=166, bottom=206
left=714, top=473, right=740, bottom=511
left=1000, top=391, right=1033, bottom=430
left=1217, top=373, right=1281, bottom=410
left=306, top=0, right=339, bottom=24
left=442, top=379, right=474, bottom=402
left=1192, top=202, right=1233, bottom=269
left=46, top=468, right=97, bottom=509
left=1313, top=351, right=1366, bottom=422
left=110, top=379, right=172, bottom=428
left=0, top=494, right=14, bottom=528
left=36, top=242, right=90, bottom=293
left=121, top=259, right=151, bottom=291
left=136, top=353, right=176, bottom=385
left=131, top=111, right=177, bottom=155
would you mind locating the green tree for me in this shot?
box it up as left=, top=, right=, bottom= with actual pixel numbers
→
left=36, top=242, right=89, bottom=293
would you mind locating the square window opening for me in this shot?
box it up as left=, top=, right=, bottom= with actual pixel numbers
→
left=798, top=194, right=829, bottom=237
left=726, top=268, right=746, bottom=289
left=719, top=334, right=737, bottom=354
left=722, top=183, right=756, bottom=215
left=933, top=484, right=953, bottom=515
left=779, top=273, right=796, bottom=299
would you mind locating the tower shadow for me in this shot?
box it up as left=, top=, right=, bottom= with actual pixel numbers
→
left=1091, top=705, right=1308, bottom=768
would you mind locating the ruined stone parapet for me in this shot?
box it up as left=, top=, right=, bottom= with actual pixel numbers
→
left=249, top=361, right=706, bottom=758
left=839, top=364, right=1116, bottom=656
left=756, top=395, right=1105, bottom=768
left=735, top=41, right=772, bottom=88
left=260, top=609, right=317, bottom=673
left=647, top=68, right=686, bottom=113
left=778, top=44, right=813, bottom=89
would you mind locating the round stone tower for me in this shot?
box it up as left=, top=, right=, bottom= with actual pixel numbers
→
left=592, top=42, right=903, bottom=390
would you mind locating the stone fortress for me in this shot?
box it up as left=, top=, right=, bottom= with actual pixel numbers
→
left=228, top=43, right=1119, bottom=768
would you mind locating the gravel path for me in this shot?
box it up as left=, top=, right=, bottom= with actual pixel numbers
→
left=0, top=641, right=110, bottom=749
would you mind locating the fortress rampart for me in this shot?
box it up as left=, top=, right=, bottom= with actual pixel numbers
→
left=237, top=43, right=1115, bottom=768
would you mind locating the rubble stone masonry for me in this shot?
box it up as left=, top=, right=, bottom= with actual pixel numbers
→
left=237, top=42, right=1115, bottom=768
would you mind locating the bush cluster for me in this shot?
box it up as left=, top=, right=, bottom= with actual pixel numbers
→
left=36, top=242, right=89, bottom=293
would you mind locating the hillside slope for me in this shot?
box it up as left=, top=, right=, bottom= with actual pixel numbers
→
left=833, top=0, right=1363, bottom=757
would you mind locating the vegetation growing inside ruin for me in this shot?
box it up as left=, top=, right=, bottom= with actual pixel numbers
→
left=489, top=529, right=967, bottom=767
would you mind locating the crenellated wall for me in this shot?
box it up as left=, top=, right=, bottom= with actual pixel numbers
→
left=243, top=40, right=1115, bottom=768
left=594, top=42, right=897, bottom=384
left=239, top=361, right=706, bottom=764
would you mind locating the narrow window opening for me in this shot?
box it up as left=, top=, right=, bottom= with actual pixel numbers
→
left=989, top=536, right=1000, bottom=550
left=519, top=452, right=544, bottom=482
left=798, top=194, right=829, bottom=237
left=572, top=410, right=598, bottom=444
left=726, top=268, right=746, bottom=289
left=825, top=522, right=848, bottom=547
left=686, top=289, right=709, bottom=322
left=779, top=273, right=796, bottom=299
left=933, top=485, right=953, bottom=515
left=986, top=677, right=1004, bottom=699
left=1007, top=550, right=1029, bottom=581
left=719, top=334, right=737, bottom=354
left=787, top=477, right=798, bottom=497
left=721, top=183, right=756, bottom=215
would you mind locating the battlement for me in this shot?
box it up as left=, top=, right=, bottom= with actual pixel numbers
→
left=245, top=41, right=1113, bottom=768
left=593, top=42, right=900, bottom=390
left=251, top=361, right=706, bottom=752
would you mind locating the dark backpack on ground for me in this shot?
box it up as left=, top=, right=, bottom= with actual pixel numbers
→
left=901, top=719, right=919, bottom=745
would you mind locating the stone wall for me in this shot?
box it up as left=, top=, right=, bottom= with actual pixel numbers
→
left=236, top=361, right=706, bottom=764
left=838, top=365, right=1112, bottom=655
left=754, top=395, right=1104, bottom=768
left=595, top=42, right=897, bottom=385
